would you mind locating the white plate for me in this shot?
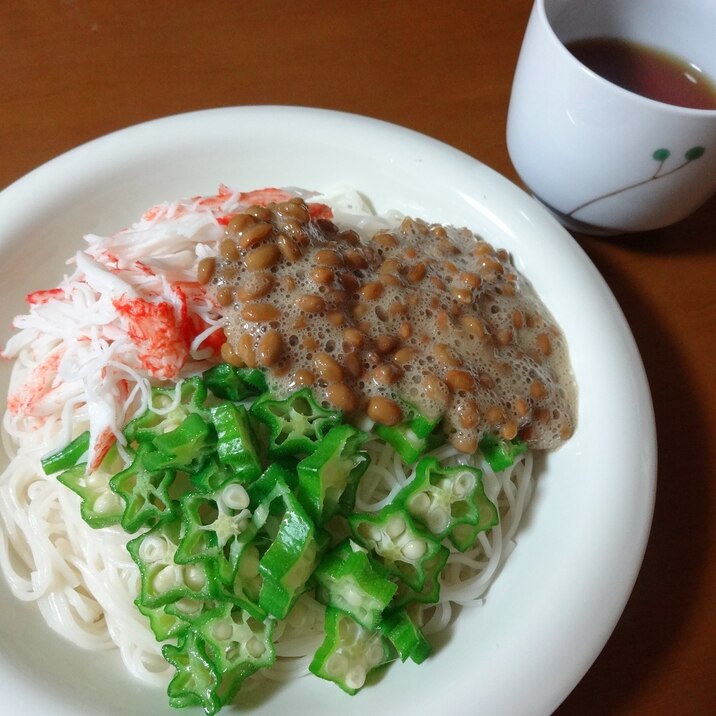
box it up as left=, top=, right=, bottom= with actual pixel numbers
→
left=0, top=107, right=656, bottom=716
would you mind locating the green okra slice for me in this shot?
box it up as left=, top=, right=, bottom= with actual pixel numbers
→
left=110, top=442, right=178, bottom=532
left=202, top=363, right=267, bottom=402
left=210, top=402, right=262, bottom=483
left=189, top=456, right=236, bottom=494
left=313, top=540, right=397, bottom=630
left=349, top=504, right=447, bottom=592
left=309, top=607, right=393, bottom=695
left=379, top=608, right=432, bottom=664
left=296, top=424, right=370, bottom=525
left=249, top=387, right=343, bottom=459
left=193, top=602, right=275, bottom=701
left=396, top=456, right=497, bottom=545
left=164, top=598, right=222, bottom=629
left=57, top=465, right=124, bottom=529
left=142, top=412, right=217, bottom=474
left=478, top=434, right=528, bottom=472
left=175, top=480, right=253, bottom=566
left=258, top=491, right=325, bottom=619
left=136, top=600, right=191, bottom=642
left=389, top=546, right=450, bottom=609
left=177, top=469, right=292, bottom=620
left=220, top=541, right=265, bottom=618
left=373, top=408, right=441, bottom=465
left=243, top=463, right=294, bottom=524
left=162, top=630, right=222, bottom=715
left=448, top=498, right=499, bottom=552
left=127, top=520, right=217, bottom=608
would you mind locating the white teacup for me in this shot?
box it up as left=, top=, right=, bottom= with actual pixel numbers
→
left=507, top=0, right=716, bottom=235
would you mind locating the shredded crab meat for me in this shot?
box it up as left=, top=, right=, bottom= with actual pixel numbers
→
left=2, top=186, right=333, bottom=469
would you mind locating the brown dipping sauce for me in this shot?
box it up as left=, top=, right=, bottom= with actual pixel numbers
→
left=199, top=197, right=576, bottom=454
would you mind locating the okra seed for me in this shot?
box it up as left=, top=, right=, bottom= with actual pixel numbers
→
left=221, top=484, right=250, bottom=511
left=138, top=535, right=167, bottom=562
left=437, top=477, right=452, bottom=492
left=361, top=524, right=383, bottom=543
left=367, top=642, right=385, bottom=665
left=407, top=492, right=431, bottom=516
left=338, top=616, right=358, bottom=641
left=344, top=584, right=364, bottom=608
left=213, top=623, right=233, bottom=641
left=174, top=598, right=202, bottom=614
left=247, top=637, right=266, bottom=658
left=427, top=509, right=450, bottom=535
left=326, top=653, right=348, bottom=677
left=153, top=565, right=180, bottom=592
left=401, top=539, right=427, bottom=560
left=385, top=515, right=406, bottom=539
left=93, top=491, right=122, bottom=515
left=345, top=666, right=367, bottom=690
left=239, top=547, right=260, bottom=578
left=85, top=472, right=106, bottom=488
left=453, top=471, right=475, bottom=497
left=184, top=565, right=206, bottom=591
left=235, top=515, right=251, bottom=533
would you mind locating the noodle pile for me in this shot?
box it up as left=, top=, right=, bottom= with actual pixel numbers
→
left=0, top=187, right=536, bottom=691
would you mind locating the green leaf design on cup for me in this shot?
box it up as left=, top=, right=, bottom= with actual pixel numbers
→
left=685, top=146, right=705, bottom=161
left=567, top=144, right=708, bottom=218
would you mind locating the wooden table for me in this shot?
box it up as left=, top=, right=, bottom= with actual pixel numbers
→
left=1, top=2, right=713, bottom=714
